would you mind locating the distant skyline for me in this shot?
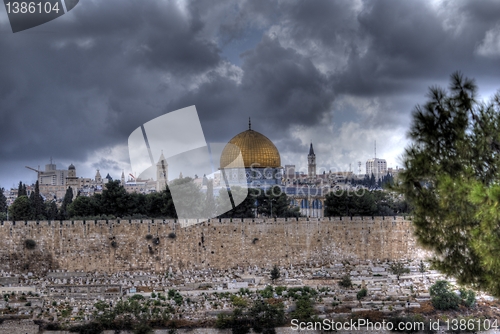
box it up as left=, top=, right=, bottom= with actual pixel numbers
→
left=2, top=0, right=500, bottom=188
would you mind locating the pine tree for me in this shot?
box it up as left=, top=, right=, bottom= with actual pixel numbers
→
left=0, top=187, right=6, bottom=213
left=397, top=72, right=500, bottom=297
left=270, top=264, right=281, bottom=283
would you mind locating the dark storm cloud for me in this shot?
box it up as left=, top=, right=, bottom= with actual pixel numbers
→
left=335, top=0, right=500, bottom=97
left=2, top=0, right=500, bottom=186
left=0, top=0, right=221, bottom=167
left=169, top=36, right=335, bottom=144
left=281, top=0, right=361, bottom=50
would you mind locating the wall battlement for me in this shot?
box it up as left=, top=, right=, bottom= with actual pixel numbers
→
left=0, top=217, right=424, bottom=273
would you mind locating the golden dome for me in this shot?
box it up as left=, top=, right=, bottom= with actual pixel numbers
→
left=220, top=129, right=281, bottom=168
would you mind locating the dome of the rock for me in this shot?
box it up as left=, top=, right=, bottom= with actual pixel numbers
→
left=220, top=128, right=281, bottom=169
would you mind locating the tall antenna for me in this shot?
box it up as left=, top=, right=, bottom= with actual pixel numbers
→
left=358, top=161, right=361, bottom=175
left=374, top=140, right=377, bottom=159
left=249, top=117, right=251, bottom=130
left=349, top=163, right=351, bottom=172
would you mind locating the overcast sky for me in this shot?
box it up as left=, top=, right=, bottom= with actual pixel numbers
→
left=1, top=0, right=500, bottom=188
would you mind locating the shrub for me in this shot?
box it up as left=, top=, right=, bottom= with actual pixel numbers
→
left=389, top=261, right=410, bottom=280
left=259, top=285, right=274, bottom=299
left=24, top=239, right=36, bottom=250
left=168, top=232, right=176, bottom=239
left=291, top=297, right=315, bottom=322
left=145, top=234, right=153, bottom=240
left=230, top=295, right=248, bottom=308
left=173, top=293, right=183, bottom=306
left=356, top=288, right=367, bottom=300
left=110, top=241, right=117, bottom=248
left=275, top=286, right=287, bottom=296
left=215, top=313, right=232, bottom=329
left=130, top=294, right=145, bottom=301
left=429, top=280, right=460, bottom=310
left=460, top=288, right=476, bottom=307
left=167, top=289, right=183, bottom=305
left=270, top=265, right=280, bottom=283
left=339, top=275, right=352, bottom=288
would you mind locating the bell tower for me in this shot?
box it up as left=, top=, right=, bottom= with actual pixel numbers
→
left=156, top=151, right=168, bottom=191
left=308, top=143, right=316, bottom=179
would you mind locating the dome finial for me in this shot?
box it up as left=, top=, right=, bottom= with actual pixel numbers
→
left=249, top=117, right=251, bottom=130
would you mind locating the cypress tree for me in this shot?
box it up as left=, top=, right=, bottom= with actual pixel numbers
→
left=46, top=201, right=58, bottom=220
left=60, top=187, right=74, bottom=219
left=33, top=181, right=44, bottom=219
left=17, top=181, right=23, bottom=197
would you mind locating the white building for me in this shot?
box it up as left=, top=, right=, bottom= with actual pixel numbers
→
left=366, top=158, right=387, bottom=177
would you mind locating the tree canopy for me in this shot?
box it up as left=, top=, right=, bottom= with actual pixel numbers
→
left=397, top=72, right=500, bottom=297
left=9, top=195, right=32, bottom=221
left=324, top=189, right=411, bottom=217
left=0, top=187, right=7, bottom=216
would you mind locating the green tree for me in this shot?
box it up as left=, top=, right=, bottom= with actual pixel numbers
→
left=291, top=297, right=315, bottom=322
left=429, top=280, right=460, bottom=310
left=270, top=264, right=280, bottom=283
left=44, top=201, right=57, bottom=220
left=32, top=181, right=45, bottom=220
left=356, top=287, right=367, bottom=300
left=338, top=275, right=352, bottom=288
left=259, top=186, right=298, bottom=218
left=218, top=187, right=259, bottom=218
left=17, top=181, right=27, bottom=197
left=418, top=260, right=426, bottom=279
left=0, top=187, right=7, bottom=217
left=59, top=187, right=74, bottom=219
left=165, top=177, right=203, bottom=219
left=68, top=196, right=98, bottom=218
left=396, top=72, right=500, bottom=296
left=145, top=187, right=176, bottom=218
left=101, top=181, right=130, bottom=217
left=249, top=300, right=285, bottom=333
left=389, top=261, right=410, bottom=281
left=9, top=196, right=32, bottom=221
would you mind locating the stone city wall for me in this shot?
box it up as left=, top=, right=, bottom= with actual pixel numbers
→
left=0, top=217, right=426, bottom=273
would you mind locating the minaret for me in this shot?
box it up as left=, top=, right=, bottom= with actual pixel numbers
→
left=121, top=170, right=125, bottom=185
left=308, top=143, right=316, bottom=179
left=95, top=169, right=102, bottom=184
left=156, top=151, right=168, bottom=191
